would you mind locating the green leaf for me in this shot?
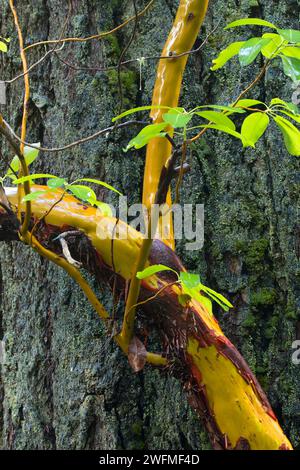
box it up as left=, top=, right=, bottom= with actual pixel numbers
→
left=239, top=37, right=271, bottom=66
left=193, top=104, right=245, bottom=114
left=178, top=274, right=232, bottom=313
left=180, top=286, right=213, bottom=315
left=281, top=55, right=300, bottom=82
left=225, top=18, right=277, bottom=30
left=276, top=110, right=300, bottom=124
left=22, top=190, right=48, bottom=202
left=201, top=124, right=243, bottom=141
left=162, top=109, right=192, bottom=128
left=8, top=143, right=40, bottom=174
left=186, top=287, right=213, bottom=313
left=211, top=42, right=245, bottom=71
left=124, top=122, right=168, bottom=151
left=235, top=99, right=265, bottom=108
left=68, top=184, right=97, bottom=202
left=193, top=292, right=213, bottom=314
left=94, top=201, right=113, bottom=217
left=23, top=143, right=40, bottom=158
left=0, top=41, right=7, bottom=53
left=287, top=102, right=300, bottom=114
left=177, top=293, right=192, bottom=307
left=281, top=46, right=300, bottom=60
left=241, top=112, right=270, bottom=147
left=112, top=105, right=173, bottom=122
left=270, top=98, right=299, bottom=114
left=200, top=285, right=233, bottom=312
left=136, top=264, right=178, bottom=279
left=13, top=173, right=56, bottom=184
left=179, top=272, right=200, bottom=289
left=87, top=195, right=97, bottom=206
left=8, top=157, right=21, bottom=175
left=274, top=115, right=300, bottom=156
left=287, top=103, right=299, bottom=114
left=261, top=33, right=286, bottom=58
left=278, top=29, right=300, bottom=43
left=195, top=110, right=236, bottom=130
left=47, top=177, right=67, bottom=189
left=75, top=178, right=122, bottom=195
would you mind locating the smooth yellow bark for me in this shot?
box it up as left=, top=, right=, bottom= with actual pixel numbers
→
left=142, top=0, right=209, bottom=249
left=187, top=339, right=292, bottom=450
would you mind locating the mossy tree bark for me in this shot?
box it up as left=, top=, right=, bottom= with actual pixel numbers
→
left=0, top=0, right=299, bottom=449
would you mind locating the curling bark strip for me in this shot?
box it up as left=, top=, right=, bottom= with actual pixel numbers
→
left=2, top=186, right=292, bottom=450
left=142, top=0, right=209, bottom=249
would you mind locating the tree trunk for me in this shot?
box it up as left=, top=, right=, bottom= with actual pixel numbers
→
left=0, top=0, right=299, bottom=450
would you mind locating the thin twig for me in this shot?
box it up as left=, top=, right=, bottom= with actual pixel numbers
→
left=23, top=0, right=155, bottom=51
left=232, top=60, right=271, bottom=106
left=4, top=42, right=66, bottom=85
left=9, top=0, right=31, bottom=234
left=1, top=119, right=149, bottom=153
left=126, top=280, right=179, bottom=315
left=30, top=190, right=67, bottom=245
left=53, top=20, right=220, bottom=76
left=5, top=1, right=71, bottom=85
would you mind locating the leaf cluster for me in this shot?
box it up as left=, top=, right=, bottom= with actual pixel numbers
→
left=113, top=98, right=300, bottom=156
left=212, top=18, right=300, bottom=83
left=137, top=264, right=233, bottom=314
left=1, top=145, right=120, bottom=216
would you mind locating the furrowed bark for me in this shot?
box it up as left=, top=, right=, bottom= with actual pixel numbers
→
left=142, top=0, right=209, bottom=249
left=1, top=186, right=292, bottom=450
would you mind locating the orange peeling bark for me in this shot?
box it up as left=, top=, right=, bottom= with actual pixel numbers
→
left=3, top=186, right=292, bottom=450
left=142, top=0, right=209, bottom=249
left=187, top=340, right=291, bottom=450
